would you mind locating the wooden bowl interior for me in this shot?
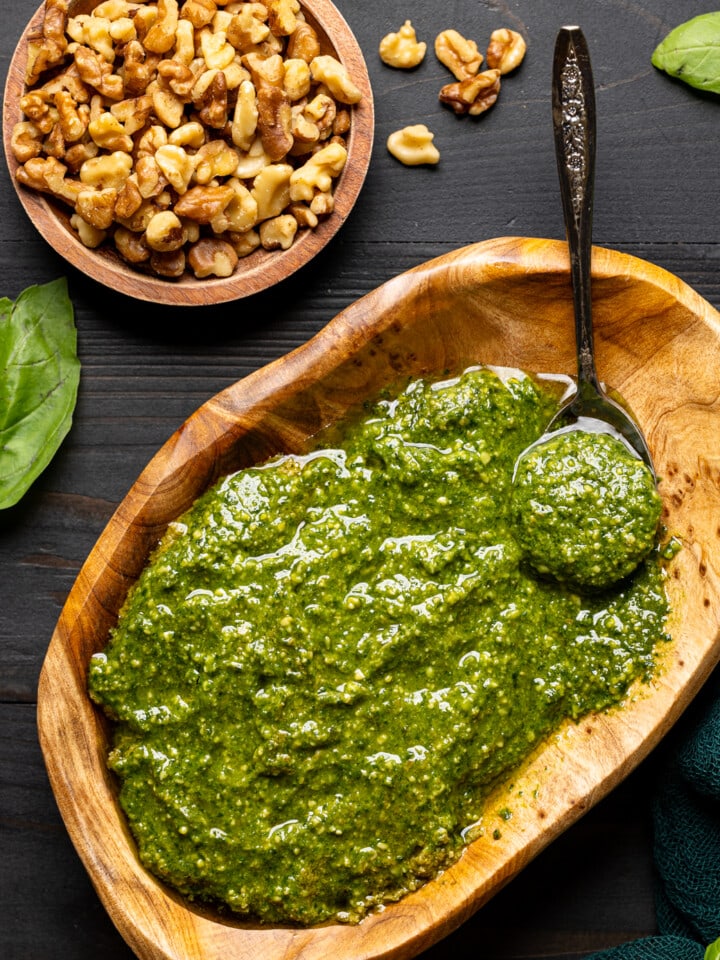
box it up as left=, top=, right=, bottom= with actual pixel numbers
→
left=2, top=0, right=374, bottom=305
left=39, top=237, right=720, bottom=960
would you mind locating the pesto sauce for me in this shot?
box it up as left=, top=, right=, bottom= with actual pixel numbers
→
left=88, top=368, right=671, bottom=926
left=512, top=429, right=662, bottom=590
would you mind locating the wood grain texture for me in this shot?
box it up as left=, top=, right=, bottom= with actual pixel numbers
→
left=2, top=0, right=374, bottom=305
left=38, top=238, right=720, bottom=960
left=5, top=0, right=720, bottom=956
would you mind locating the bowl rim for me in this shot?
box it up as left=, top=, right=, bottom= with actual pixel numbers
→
left=38, top=237, right=720, bottom=960
left=2, top=0, right=375, bottom=305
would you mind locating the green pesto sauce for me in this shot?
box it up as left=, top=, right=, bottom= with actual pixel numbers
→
left=88, top=368, right=672, bottom=926
left=512, top=429, right=662, bottom=590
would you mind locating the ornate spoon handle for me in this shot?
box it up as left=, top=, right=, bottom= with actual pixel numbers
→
left=552, top=25, right=599, bottom=395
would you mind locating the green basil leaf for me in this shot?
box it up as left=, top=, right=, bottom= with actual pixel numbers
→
left=652, top=12, right=720, bottom=93
left=706, top=938, right=720, bottom=960
left=0, top=278, right=80, bottom=509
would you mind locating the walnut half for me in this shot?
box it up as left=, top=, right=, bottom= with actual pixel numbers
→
left=434, top=29, right=482, bottom=81
left=439, top=69, right=501, bottom=116
left=486, top=29, right=527, bottom=75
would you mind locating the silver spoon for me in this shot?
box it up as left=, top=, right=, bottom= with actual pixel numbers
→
left=539, top=25, right=655, bottom=475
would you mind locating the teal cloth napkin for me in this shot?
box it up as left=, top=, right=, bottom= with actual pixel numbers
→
left=586, top=669, right=720, bottom=960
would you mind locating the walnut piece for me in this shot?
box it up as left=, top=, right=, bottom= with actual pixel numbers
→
left=70, top=211, right=106, bottom=248
left=251, top=163, right=293, bottom=220
left=486, top=28, right=526, bottom=74
left=439, top=68, right=501, bottom=116
left=289, top=141, right=347, bottom=202
left=145, top=210, right=184, bottom=251
left=11, top=121, right=44, bottom=163
left=434, top=29, right=482, bottom=81
left=174, top=183, right=235, bottom=222
left=259, top=213, right=297, bottom=250
left=187, top=237, right=238, bottom=277
left=310, top=55, right=362, bottom=104
left=284, top=58, right=311, bottom=101
left=229, top=227, right=261, bottom=258
left=379, top=21, right=426, bottom=69
left=266, top=0, right=300, bottom=38
left=143, top=0, right=179, bottom=55
left=244, top=53, right=293, bottom=161
left=180, top=0, right=217, bottom=31
left=150, top=248, right=186, bottom=277
left=231, top=79, right=258, bottom=151
left=386, top=124, right=440, bottom=166
left=76, top=186, right=117, bottom=229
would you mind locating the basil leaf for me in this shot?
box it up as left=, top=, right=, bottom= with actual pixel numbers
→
left=652, top=12, right=720, bottom=93
left=0, top=278, right=80, bottom=509
left=706, top=938, right=720, bottom=960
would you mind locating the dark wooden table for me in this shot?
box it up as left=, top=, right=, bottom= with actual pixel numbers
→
left=2, top=1, right=720, bottom=958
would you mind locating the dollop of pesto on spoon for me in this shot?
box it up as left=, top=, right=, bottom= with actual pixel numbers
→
left=512, top=428, right=662, bottom=590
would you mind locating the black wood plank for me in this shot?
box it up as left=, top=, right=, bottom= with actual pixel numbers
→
left=2, top=0, right=719, bottom=957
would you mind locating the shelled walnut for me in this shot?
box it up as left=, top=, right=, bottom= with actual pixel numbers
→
left=386, top=123, right=439, bottom=165
left=434, top=29, right=482, bottom=82
left=486, top=28, right=526, bottom=75
left=379, top=21, right=426, bottom=69
left=435, top=25, right=526, bottom=118
left=439, top=68, right=501, bottom=116
left=11, top=0, right=363, bottom=281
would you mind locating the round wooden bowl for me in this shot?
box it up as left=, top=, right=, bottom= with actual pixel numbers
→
left=39, top=237, right=720, bottom=960
left=2, top=0, right=374, bottom=305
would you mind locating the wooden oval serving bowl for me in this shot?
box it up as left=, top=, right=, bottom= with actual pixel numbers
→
left=3, top=0, right=373, bottom=305
left=39, top=237, right=720, bottom=960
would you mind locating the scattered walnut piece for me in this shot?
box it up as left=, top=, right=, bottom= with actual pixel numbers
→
left=12, top=0, right=364, bottom=280
left=439, top=68, right=501, bottom=116
left=387, top=124, right=439, bottom=166
left=434, top=29, right=482, bottom=81
left=379, top=21, right=426, bottom=69
left=378, top=20, right=526, bottom=149
left=486, top=28, right=526, bottom=74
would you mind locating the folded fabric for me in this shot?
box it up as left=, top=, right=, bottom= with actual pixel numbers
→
left=586, top=668, right=720, bottom=960
left=587, top=936, right=704, bottom=960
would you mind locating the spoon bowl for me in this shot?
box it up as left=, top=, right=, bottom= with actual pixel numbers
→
left=545, top=385, right=656, bottom=473
left=548, top=25, right=655, bottom=475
